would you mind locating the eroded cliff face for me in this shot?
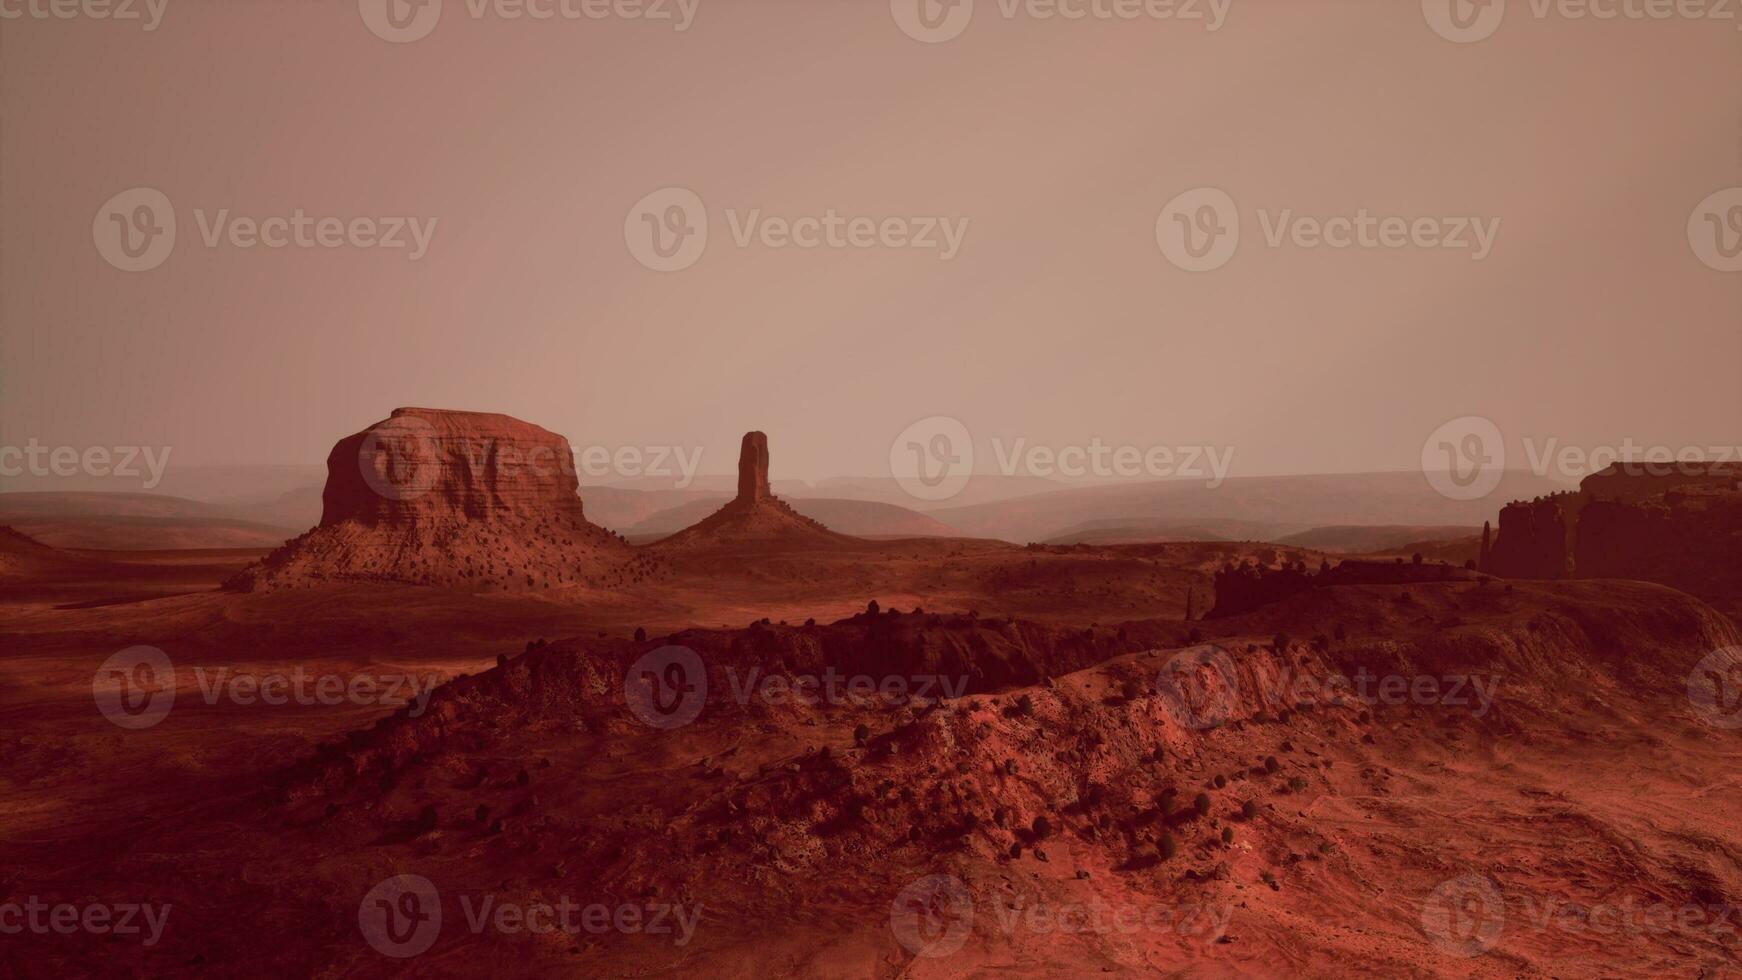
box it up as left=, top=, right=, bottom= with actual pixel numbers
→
left=1575, top=488, right=1742, bottom=602
left=1488, top=494, right=1578, bottom=580
left=1487, top=464, right=1741, bottom=611
left=321, top=408, right=591, bottom=527
left=228, top=409, right=658, bottom=592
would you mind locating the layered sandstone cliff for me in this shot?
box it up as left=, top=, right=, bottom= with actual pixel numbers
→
left=1486, top=463, right=1741, bottom=610
left=226, top=408, right=658, bottom=591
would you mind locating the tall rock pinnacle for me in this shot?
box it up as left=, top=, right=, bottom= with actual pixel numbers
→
left=651, top=430, right=848, bottom=549
left=737, top=431, right=771, bottom=504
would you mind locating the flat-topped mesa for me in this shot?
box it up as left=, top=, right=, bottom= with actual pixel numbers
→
left=736, top=431, right=772, bottom=505
left=1486, top=461, right=1742, bottom=608
left=323, top=407, right=588, bottom=528
left=652, top=430, right=851, bottom=550
left=227, top=408, right=657, bottom=592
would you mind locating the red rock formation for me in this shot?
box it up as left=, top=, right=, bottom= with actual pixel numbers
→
left=321, top=407, right=592, bottom=527
left=1488, top=462, right=1742, bottom=613
left=736, top=431, right=771, bottom=504
left=227, top=408, right=658, bottom=591
left=1488, top=494, right=1577, bottom=580
left=651, top=431, right=852, bottom=550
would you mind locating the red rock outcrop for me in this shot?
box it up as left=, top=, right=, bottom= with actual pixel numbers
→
left=1488, top=494, right=1578, bottom=580
left=226, top=408, right=659, bottom=591
left=1488, top=463, right=1742, bottom=612
left=651, top=431, right=853, bottom=550
left=736, top=430, right=772, bottom=504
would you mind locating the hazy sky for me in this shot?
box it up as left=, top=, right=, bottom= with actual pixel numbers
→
left=3, top=1, right=1738, bottom=484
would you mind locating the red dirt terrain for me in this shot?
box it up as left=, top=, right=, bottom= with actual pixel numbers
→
left=3, top=413, right=1740, bottom=978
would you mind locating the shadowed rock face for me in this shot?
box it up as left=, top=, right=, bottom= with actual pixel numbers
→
left=1488, top=463, right=1742, bottom=611
left=736, top=431, right=771, bottom=505
left=1489, top=495, right=1577, bottom=580
left=227, top=409, right=656, bottom=592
